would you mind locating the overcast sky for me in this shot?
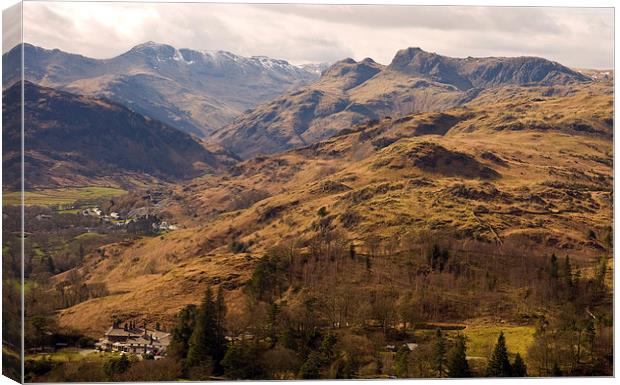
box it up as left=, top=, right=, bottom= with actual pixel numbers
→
left=14, top=2, right=615, bottom=69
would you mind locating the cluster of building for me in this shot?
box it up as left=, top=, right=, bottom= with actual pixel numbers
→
left=153, top=221, right=179, bottom=231
left=82, top=207, right=121, bottom=222
left=385, top=342, right=419, bottom=352
left=81, top=207, right=180, bottom=231
left=96, top=322, right=171, bottom=357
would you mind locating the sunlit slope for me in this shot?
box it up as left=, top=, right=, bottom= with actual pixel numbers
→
left=57, top=82, right=612, bottom=336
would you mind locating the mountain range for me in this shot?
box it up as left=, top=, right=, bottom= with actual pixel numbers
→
left=2, top=42, right=321, bottom=137
left=213, top=47, right=592, bottom=158
left=2, top=43, right=599, bottom=188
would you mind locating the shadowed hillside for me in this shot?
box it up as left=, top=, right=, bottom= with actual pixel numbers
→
left=2, top=81, right=230, bottom=189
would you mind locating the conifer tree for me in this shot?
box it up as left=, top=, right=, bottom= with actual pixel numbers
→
left=103, top=354, right=130, bottom=378
left=45, top=256, right=56, bottom=274
left=221, top=342, right=263, bottom=379
left=319, top=333, right=337, bottom=361
left=214, top=286, right=227, bottom=362
left=595, top=255, right=608, bottom=292
left=298, top=351, right=323, bottom=379
left=349, top=244, right=356, bottom=260
left=550, top=254, right=559, bottom=279
left=447, top=335, right=471, bottom=377
left=394, top=345, right=410, bottom=378
left=486, top=332, right=512, bottom=377
left=266, top=302, right=279, bottom=347
left=551, top=362, right=563, bottom=376
left=187, top=286, right=226, bottom=373
left=585, top=319, right=596, bottom=361
left=168, top=304, right=198, bottom=360
left=563, top=255, right=576, bottom=299
left=432, top=329, right=447, bottom=377
left=512, top=353, right=527, bottom=377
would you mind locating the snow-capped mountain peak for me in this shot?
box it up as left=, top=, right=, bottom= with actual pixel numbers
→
left=124, top=42, right=325, bottom=80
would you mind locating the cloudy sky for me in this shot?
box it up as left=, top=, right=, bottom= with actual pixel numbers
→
left=14, top=1, right=615, bottom=69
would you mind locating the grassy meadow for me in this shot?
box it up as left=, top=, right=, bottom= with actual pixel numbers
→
left=3, top=187, right=126, bottom=207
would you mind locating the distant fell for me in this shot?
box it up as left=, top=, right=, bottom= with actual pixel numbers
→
left=2, top=42, right=322, bottom=137
left=214, top=47, right=593, bottom=158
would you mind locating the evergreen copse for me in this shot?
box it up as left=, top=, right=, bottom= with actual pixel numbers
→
left=486, top=331, right=512, bottom=377
left=447, top=335, right=471, bottom=378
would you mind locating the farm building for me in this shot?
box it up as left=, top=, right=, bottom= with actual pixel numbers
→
left=96, top=322, right=171, bottom=356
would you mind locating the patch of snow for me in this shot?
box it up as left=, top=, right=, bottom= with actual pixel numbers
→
left=172, top=48, right=184, bottom=62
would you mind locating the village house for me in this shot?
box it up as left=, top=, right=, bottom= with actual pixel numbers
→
left=82, top=207, right=102, bottom=217
left=154, top=221, right=179, bottom=231
left=96, top=321, right=171, bottom=356
left=384, top=342, right=419, bottom=352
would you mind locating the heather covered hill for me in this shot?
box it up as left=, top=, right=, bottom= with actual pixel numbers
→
left=2, top=42, right=321, bottom=137
left=214, top=47, right=592, bottom=158
left=2, top=81, right=229, bottom=189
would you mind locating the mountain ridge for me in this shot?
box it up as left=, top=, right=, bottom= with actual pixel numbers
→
left=2, top=42, right=322, bottom=137
left=214, top=46, right=593, bottom=158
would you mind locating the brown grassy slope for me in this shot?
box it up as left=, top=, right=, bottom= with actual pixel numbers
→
left=56, top=82, right=612, bottom=336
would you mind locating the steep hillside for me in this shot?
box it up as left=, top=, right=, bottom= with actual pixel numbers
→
left=2, top=82, right=228, bottom=189
left=215, top=47, right=592, bottom=158
left=212, top=58, right=385, bottom=157
left=2, top=42, right=320, bottom=137
left=55, top=81, right=612, bottom=336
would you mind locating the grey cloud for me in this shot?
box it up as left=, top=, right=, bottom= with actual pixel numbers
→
left=2, top=3, right=21, bottom=53
left=255, top=4, right=568, bottom=34
left=16, top=2, right=614, bottom=69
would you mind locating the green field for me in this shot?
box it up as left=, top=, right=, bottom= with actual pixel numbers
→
left=3, top=187, right=126, bottom=207
left=462, top=324, right=535, bottom=361
left=409, top=322, right=535, bottom=365
left=26, top=349, right=118, bottom=363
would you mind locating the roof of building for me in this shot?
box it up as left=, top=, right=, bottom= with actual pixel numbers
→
left=105, top=326, right=170, bottom=339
